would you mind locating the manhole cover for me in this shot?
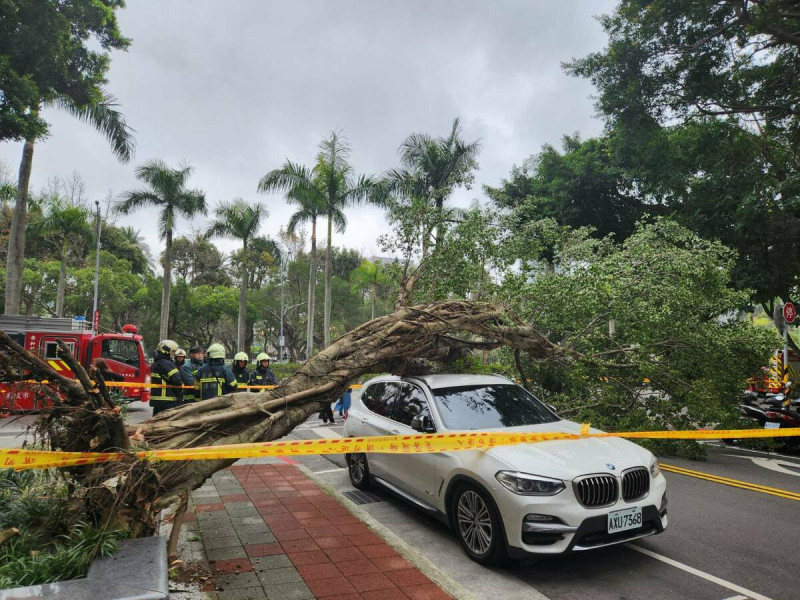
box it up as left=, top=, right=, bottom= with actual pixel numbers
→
left=343, top=490, right=383, bottom=505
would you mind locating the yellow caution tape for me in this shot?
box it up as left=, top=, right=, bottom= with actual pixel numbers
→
left=2, top=427, right=799, bottom=471
left=5, top=380, right=363, bottom=391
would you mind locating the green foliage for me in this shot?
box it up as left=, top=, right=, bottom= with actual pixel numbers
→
left=0, top=469, right=123, bottom=588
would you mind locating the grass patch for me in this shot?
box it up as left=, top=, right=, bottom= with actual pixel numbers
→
left=0, top=469, right=125, bottom=589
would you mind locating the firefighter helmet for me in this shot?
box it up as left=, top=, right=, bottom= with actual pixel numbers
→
left=234, top=352, right=249, bottom=362
left=174, top=348, right=187, bottom=358
left=207, top=343, right=226, bottom=359
left=157, top=339, right=179, bottom=355
left=256, top=352, right=270, bottom=362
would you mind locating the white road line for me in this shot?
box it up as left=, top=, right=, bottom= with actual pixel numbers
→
left=722, top=595, right=749, bottom=600
left=625, top=544, right=772, bottom=600
left=723, top=454, right=800, bottom=478
left=313, top=467, right=346, bottom=474
left=313, top=426, right=343, bottom=439
left=707, top=443, right=800, bottom=462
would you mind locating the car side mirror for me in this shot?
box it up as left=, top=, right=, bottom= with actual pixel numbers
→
left=411, top=414, right=435, bottom=433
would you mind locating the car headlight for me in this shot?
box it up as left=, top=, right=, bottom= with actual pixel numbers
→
left=649, top=457, right=661, bottom=478
left=495, top=471, right=565, bottom=496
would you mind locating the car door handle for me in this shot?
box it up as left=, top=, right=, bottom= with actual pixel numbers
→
left=390, top=428, right=400, bottom=435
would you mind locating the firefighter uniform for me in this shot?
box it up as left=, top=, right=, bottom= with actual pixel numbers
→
left=196, top=343, right=238, bottom=400
left=151, top=340, right=184, bottom=415
left=185, top=348, right=205, bottom=402
left=232, top=352, right=250, bottom=386
left=249, top=353, right=277, bottom=392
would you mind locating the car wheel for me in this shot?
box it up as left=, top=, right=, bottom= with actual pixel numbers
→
left=451, top=484, right=506, bottom=565
left=346, top=453, right=371, bottom=490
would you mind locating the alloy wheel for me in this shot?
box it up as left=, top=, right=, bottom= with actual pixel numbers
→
left=349, top=453, right=367, bottom=484
left=456, top=489, right=493, bottom=555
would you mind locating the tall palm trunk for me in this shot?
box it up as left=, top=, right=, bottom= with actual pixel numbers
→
left=56, top=239, right=68, bottom=317
left=434, top=195, right=445, bottom=250
left=306, top=217, right=317, bottom=359
left=370, top=283, right=376, bottom=320
left=4, top=137, right=35, bottom=315
left=159, top=229, right=173, bottom=340
left=237, top=241, right=248, bottom=352
left=323, top=212, right=333, bottom=348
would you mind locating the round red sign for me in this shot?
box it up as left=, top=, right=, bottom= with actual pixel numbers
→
left=783, top=301, right=796, bottom=324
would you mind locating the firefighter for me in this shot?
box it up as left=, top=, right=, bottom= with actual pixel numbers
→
left=232, top=352, right=250, bottom=386
left=174, top=348, right=196, bottom=401
left=150, top=339, right=184, bottom=415
left=188, top=346, right=205, bottom=374
left=248, top=352, right=277, bottom=392
left=196, top=343, right=238, bottom=400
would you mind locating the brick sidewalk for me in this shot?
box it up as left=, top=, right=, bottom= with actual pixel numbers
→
left=188, top=460, right=454, bottom=600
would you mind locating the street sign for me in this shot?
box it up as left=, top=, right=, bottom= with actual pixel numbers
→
left=279, top=336, right=285, bottom=346
left=783, top=302, right=796, bottom=324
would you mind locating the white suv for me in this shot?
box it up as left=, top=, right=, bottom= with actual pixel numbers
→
left=344, top=374, right=668, bottom=564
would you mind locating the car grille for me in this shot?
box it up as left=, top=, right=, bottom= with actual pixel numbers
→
left=574, top=475, right=618, bottom=507
left=622, top=467, right=650, bottom=501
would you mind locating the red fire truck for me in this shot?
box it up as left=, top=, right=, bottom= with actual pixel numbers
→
left=0, top=316, right=151, bottom=411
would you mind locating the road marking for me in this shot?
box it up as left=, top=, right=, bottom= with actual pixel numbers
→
left=722, top=596, right=750, bottom=600
left=313, top=426, right=344, bottom=439
left=313, top=467, right=346, bottom=474
left=660, top=464, right=800, bottom=501
left=724, top=454, right=800, bottom=478
left=707, top=443, right=800, bottom=462
left=625, top=544, right=772, bottom=600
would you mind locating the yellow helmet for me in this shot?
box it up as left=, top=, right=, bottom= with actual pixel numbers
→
left=234, top=352, right=249, bottom=362
left=157, top=339, right=179, bottom=355
left=174, top=348, right=187, bottom=358
left=256, top=352, right=270, bottom=362
left=207, top=343, right=225, bottom=359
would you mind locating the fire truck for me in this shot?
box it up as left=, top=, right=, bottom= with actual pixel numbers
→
left=0, top=316, right=151, bottom=411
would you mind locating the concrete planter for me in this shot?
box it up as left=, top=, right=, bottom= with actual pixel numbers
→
left=0, top=536, right=168, bottom=600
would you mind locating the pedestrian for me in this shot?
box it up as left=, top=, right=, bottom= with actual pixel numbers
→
left=173, top=348, right=195, bottom=404
left=232, top=352, right=250, bottom=386
left=196, top=343, right=238, bottom=400
left=150, top=340, right=184, bottom=415
left=337, top=387, right=352, bottom=419
left=89, top=358, right=125, bottom=382
left=319, top=398, right=335, bottom=424
left=248, top=353, right=277, bottom=392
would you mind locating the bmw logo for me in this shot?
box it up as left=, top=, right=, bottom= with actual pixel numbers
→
left=606, top=463, right=616, bottom=470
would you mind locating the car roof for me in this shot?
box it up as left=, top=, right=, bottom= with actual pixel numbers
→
left=362, top=373, right=515, bottom=390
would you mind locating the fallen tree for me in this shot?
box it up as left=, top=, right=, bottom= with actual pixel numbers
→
left=0, top=300, right=581, bottom=535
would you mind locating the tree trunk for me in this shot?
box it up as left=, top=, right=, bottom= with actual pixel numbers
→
left=371, top=283, right=376, bottom=320
left=323, top=212, right=333, bottom=349
left=4, top=138, right=35, bottom=315
left=306, top=217, right=317, bottom=359
left=434, top=196, right=445, bottom=250
left=56, top=239, right=68, bottom=318
left=237, top=241, right=248, bottom=352
left=159, top=229, right=173, bottom=341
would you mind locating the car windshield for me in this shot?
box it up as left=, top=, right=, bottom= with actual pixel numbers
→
left=432, top=384, right=559, bottom=430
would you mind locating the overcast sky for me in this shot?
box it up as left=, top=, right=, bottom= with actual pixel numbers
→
left=0, top=0, right=616, bottom=259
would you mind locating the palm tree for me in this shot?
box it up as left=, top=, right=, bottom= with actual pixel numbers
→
left=258, top=162, right=324, bottom=358
left=350, top=259, right=389, bottom=320
left=207, top=199, right=268, bottom=352
left=5, top=93, right=134, bottom=315
left=116, top=160, right=205, bottom=340
left=38, top=199, right=93, bottom=317
left=387, top=118, right=480, bottom=254
left=260, top=134, right=379, bottom=350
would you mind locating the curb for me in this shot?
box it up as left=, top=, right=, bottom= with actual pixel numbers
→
left=298, top=463, right=480, bottom=600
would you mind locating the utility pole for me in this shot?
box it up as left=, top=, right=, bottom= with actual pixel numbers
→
left=279, top=250, right=286, bottom=362
left=91, top=200, right=102, bottom=333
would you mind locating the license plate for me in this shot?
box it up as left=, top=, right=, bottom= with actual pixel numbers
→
left=764, top=421, right=780, bottom=429
left=607, top=507, right=642, bottom=534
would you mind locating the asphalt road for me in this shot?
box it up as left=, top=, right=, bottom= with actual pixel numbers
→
left=3, top=402, right=799, bottom=599
left=291, top=418, right=800, bottom=600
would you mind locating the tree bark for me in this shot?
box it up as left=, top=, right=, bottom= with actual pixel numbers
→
left=323, top=212, right=333, bottom=349
left=4, top=137, right=35, bottom=315
left=56, top=239, right=68, bottom=318
left=306, top=217, right=317, bottom=359
left=434, top=195, right=445, bottom=250
left=237, top=241, right=248, bottom=352
left=371, top=283, right=376, bottom=320
left=159, top=229, right=173, bottom=341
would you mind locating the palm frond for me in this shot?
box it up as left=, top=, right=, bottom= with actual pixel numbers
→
left=50, top=92, right=136, bottom=163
